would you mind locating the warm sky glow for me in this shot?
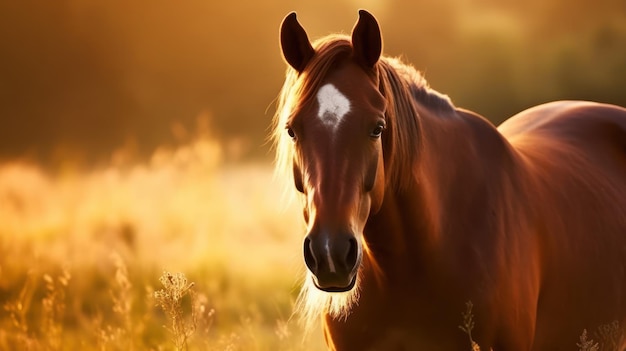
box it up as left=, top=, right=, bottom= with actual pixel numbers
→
left=0, top=0, right=624, bottom=165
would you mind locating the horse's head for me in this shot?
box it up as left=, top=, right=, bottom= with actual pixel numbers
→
left=279, top=10, right=386, bottom=292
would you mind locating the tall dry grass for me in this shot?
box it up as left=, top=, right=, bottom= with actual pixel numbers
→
left=0, top=131, right=324, bottom=350
left=1, top=129, right=622, bottom=350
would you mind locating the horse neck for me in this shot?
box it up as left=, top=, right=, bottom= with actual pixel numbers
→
left=364, top=105, right=513, bottom=279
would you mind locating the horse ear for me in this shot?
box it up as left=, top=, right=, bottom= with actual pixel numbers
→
left=280, top=12, right=315, bottom=72
left=351, top=9, right=382, bottom=68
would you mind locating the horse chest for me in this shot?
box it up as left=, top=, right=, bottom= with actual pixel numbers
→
left=325, top=320, right=468, bottom=351
left=324, top=296, right=469, bottom=351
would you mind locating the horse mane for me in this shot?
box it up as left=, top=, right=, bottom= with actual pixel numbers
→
left=376, top=56, right=454, bottom=190
left=271, top=34, right=455, bottom=329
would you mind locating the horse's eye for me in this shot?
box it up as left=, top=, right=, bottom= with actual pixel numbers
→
left=370, top=123, right=385, bottom=138
left=287, top=127, right=296, bottom=139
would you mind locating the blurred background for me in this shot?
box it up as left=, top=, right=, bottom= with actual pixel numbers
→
left=1, top=0, right=625, bottom=166
left=0, top=0, right=625, bottom=349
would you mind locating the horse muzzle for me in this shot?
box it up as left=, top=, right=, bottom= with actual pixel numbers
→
left=303, top=230, right=361, bottom=292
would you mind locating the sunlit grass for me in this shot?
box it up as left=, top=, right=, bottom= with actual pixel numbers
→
left=1, top=134, right=622, bottom=350
left=0, top=135, right=324, bottom=350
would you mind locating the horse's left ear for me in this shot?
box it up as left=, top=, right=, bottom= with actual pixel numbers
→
left=351, top=9, right=382, bottom=68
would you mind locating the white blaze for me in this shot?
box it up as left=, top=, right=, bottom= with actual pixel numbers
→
left=317, top=84, right=351, bottom=130
left=316, top=84, right=348, bottom=271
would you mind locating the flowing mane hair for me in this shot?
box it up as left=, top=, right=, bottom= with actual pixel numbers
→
left=270, top=35, right=454, bottom=328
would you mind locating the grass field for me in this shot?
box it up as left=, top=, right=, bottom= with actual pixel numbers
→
left=0, top=135, right=327, bottom=350
left=0, top=133, right=618, bottom=350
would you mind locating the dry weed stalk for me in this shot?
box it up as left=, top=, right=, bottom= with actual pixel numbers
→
left=95, top=252, right=135, bottom=350
left=576, top=321, right=624, bottom=351
left=154, top=271, right=197, bottom=351
left=190, top=291, right=215, bottom=349
left=594, top=321, right=621, bottom=351
left=459, top=301, right=481, bottom=351
left=578, top=329, right=600, bottom=351
left=457, top=302, right=622, bottom=351
left=3, top=270, right=36, bottom=334
left=1, top=268, right=70, bottom=350
left=41, top=269, right=71, bottom=350
left=2, top=270, right=39, bottom=349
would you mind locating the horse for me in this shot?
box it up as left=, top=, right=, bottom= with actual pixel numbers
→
left=272, top=9, right=626, bottom=351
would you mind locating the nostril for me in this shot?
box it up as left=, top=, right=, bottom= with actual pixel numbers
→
left=346, top=237, right=359, bottom=270
left=303, top=237, right=317, bottom=274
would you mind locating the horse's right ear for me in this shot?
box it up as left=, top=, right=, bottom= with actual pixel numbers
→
left=351, top=10, right=382, bottom=68
left=280, top=12, right=315, bottom=73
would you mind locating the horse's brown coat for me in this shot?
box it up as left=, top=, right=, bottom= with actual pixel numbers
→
left=275, top=10, right=626, bottom=351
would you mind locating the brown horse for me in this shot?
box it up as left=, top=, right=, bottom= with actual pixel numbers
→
left=273, top=10, right=626, bottom=351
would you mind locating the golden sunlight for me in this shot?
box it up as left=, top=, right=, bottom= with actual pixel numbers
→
left=1, top=0, right=625, bottom=349
left=0, top=134, right=322, bottom=349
